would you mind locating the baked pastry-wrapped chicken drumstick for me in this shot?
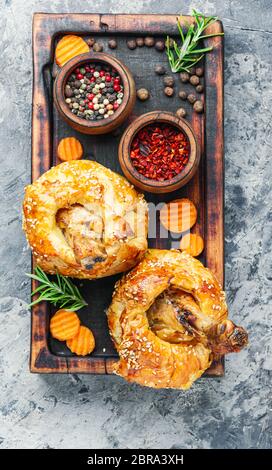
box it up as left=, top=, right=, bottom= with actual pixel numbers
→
left=23, top=160, right=148, bottom=278
left=107, top=249, right=248, bottom=389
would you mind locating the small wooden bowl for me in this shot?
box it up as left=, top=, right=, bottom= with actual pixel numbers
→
left=53, top=52, right=136, bottom=135
left=118, top=111, right=200, bottom=193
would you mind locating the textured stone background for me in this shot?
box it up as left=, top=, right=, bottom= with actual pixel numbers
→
left=0, top=0, right=271, bottom=449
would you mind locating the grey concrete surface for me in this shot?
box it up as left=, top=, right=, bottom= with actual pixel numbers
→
left=0, top=0, right=271, bottom=449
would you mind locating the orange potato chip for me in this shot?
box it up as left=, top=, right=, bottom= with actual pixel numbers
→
left=66, top=326, right=95, bottom=356
left=50, top=309, right=80, bottom=341
left=160, top=198, right=197, bottom=233
left=55, top=35, right=89, bottom=67
left=180, top=233, right=204, bottom=257
left=57, top=137, right=83, bottom=162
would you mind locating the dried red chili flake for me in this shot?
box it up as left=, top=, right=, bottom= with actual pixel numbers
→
left=130, top=124, right=190, bottom=181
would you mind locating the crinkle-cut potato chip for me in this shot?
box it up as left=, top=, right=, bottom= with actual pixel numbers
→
left=56, top=35, right=89, bottom=67
left=160, top=198, right=197, bottom=233
left=180, top=233, right=204, bottom=257
left=66, top=326, right=95, bottom=356
left=57, top=137, right=83, bottom=162
left=50, top=309, right=80, bottom=341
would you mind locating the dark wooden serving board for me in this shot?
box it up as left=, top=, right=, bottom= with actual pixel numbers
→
left=31, top=13, right=224, bottom=376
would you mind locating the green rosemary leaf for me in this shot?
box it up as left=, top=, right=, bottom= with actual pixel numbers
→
left=165, top=10, right=224, bottom=73
left=27, top=266, right=88, bottom=311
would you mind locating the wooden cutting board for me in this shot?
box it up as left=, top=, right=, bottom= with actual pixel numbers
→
left=31, top=13, right=224, bottom=376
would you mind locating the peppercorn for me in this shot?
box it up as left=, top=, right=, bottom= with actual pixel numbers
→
left=193, top=100, right=204, bottom=113
left=196, top=67, right=204, bottom=77
left=144, top=36, right=155, bottom=47
left=163, top=76, right=175, bottom=87
left=137, top=88, right=150, bottom=101
left=178, top=90, right=187, bottom=100
left=164, top=87, right=174, bottom=97
left=136, top=37, right=144, bottom=47
left=155, top=40, right=165, bottom=52
left=86, top=38, right=95, bottom=47
left=93, top=42, right=103, bottom=52
left=190, top=75, right=200, bottom=86
left=154, top=65, right=166, bottom=75
left=179, top=72, right=190, bottom=83
left=196, top=84, right=204, bottom=93
left=127, top=39, right=137, bottom=50
left=189, top=67, right=196, bottom=75
left=176, top=108, right=187, bottom=118
left=65, top=85, right=73, bottom=98
left=187, top=93, right=197, bottom=104
left=108, top=39, right=117, bottom=49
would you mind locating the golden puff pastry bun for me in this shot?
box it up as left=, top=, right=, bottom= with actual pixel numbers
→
left=107, top=249, right=248, bottom=389
left=23, top=160, right=148, bottom=278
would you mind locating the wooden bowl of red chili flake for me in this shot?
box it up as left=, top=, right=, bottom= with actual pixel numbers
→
left=118, top=111, right=200, bottom=193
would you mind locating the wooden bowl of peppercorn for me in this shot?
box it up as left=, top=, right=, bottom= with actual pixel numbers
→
left=53, top=52, right=136, bottom=135
left=118, top=111, right=200, bottom=193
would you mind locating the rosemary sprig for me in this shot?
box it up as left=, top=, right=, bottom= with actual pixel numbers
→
left=26, top=266, right=88, bottom=311
left=166, top=10, right=224, bottom=73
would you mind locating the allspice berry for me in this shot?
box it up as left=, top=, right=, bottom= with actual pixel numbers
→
left=176, top=108, right=187, bottom=118
left=136, top=37, right=144, bottom=47
left=196, top=67, right=204, bottom=77
left=86, top=38, right=95, bottom=47
left=155, top=40, right=165, bottom=52
left=187, top=94, right=197, bottom=104
left=164, top=87, right=174, bottom=97
left=190, top=75, right=200, bottom=86
left=127, top=39, right=137, bottom=50
left=196, top=84, right=204, bottom=93
left=93, top=42, right=103, bottom=52
left=163, top=76, right=174, bottom=87
left=108, top=39, right=117, bottom=49
left=180, top=72, right=190, bottom=83
left=178, top=90, right=187, bottom=100
left=144, top=36, right=155, bottom=47
left=193, top=100, right=204, bottom=113
left=137, top=88, right=150, bottom=101
left=155, top=65, right=166, bottom=75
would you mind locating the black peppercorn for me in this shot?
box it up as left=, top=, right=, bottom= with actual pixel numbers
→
left=190, top=75, right=200, bottom=86
left=196, top=84, right=204, bottom=93
left=187, top=94, right=197, bottom=104
left=193, top=100, right=204, bottom=113
left=155, top=40, right=165, bottom=52
left=65, top=85, right=73, bottom=98
left=164, top=87, right=174, bottom=97
left=108, top=39, right=117, bottom=49
left=196, top=67, right=204, bottom=77
left=176, top=108, right=187, bottom=118
left=127, top=39, right=137, bottom=50
left=163, top=76, right=174, bottom=87
left=74, top=80, right=82, bottom=89
left=93, top=42, right=103, bottom=52
left=178, top=90, right=187, bottom=100
left=179, top=72, right=190, bottom=83
left=137, top=88, right=150, bottom=101
left=86, top=38, right=95, bottom=47
left=154, top=65, right=166, bottom=75
left=144, top=36, right=155, bottom=47
left=136, top=37, right=144, bottom=47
